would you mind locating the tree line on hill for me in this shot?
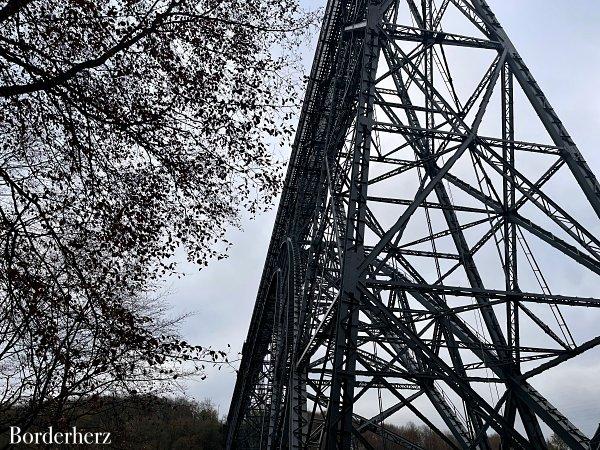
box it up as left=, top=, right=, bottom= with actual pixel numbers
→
left=0, top=396, right=224, bottom=449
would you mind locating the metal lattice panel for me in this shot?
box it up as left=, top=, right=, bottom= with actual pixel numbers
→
left=227, top=1, right=600, bottom=449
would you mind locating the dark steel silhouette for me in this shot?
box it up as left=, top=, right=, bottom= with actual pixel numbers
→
left=227, top=1, right=600, bottom=448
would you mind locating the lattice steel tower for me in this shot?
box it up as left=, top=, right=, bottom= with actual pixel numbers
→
left=227, top=1, right=600, bottom=448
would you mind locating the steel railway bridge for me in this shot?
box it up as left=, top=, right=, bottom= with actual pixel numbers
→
left=227, top=0, right=600, bottom=448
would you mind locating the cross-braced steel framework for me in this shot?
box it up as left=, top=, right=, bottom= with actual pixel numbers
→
left=226, top=1, right=600, bottom=448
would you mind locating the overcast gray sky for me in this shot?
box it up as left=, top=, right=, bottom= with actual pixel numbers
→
left=164, top=0, right=600, bottom=435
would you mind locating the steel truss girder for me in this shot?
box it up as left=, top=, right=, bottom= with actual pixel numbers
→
left=470, top=0, right=600, bottom=220
left=227, top=1, right=600, bottom=449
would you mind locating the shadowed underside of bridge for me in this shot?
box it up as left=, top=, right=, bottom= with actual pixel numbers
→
left=227, top=1, right=600, bottom=448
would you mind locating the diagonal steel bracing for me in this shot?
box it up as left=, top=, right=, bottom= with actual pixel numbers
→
left=227, top=1, right=600, bottom=449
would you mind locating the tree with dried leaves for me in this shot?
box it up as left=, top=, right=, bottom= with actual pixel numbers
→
left=0, top=0, right=311, bottom=434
